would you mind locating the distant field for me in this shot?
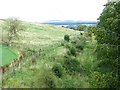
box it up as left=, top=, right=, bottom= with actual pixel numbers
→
left=0, top=45, right=18, bottom=66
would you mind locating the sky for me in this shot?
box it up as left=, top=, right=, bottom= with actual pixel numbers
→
left=0, top=0, right=107, bottom=22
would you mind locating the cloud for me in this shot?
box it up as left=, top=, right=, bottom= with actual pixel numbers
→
left=0, top=0, right=107, bottom=22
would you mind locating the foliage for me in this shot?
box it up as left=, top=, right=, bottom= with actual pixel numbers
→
left=86, top=26, right=97, bottom=37
left=96, top=1, right=120, bottom=71
left=65, top=42, right=71, bottom=49
left=61, top=42, right=65, bottom=46
left=89, top=71, right=109, bottom=88
left=69, top=46, right=76, bottom=56
left=63, top=57, right=81, bottom=74
left=64, top=34, right=70, bottom=42
left=71, top=36, right=85, bottom=51
left=44, top=75, right=56, bottom=88
left=75, top=41, right=84, bottom=51
left=52, top=64, right=63, bottom=78
left=94, top=1, right=120, bottom=88
left=97, top=1, right=120, bottom=45
left=89, top=71, right=119, bottom=88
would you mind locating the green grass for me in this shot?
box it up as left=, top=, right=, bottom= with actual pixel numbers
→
left=0, top=45, right=18, bottom=66
left=16, top=23, right=79, bottom=49
left=1, top=20, right=96, bottom=88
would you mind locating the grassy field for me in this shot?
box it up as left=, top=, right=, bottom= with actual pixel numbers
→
left=0, top=45, right=18, bottom=66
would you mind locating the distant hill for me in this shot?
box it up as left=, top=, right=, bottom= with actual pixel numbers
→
left=41, top=20, right=97, bottom=25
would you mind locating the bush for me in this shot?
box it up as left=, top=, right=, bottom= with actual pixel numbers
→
left=44, top=76, right=55, bottom=88
left=65, top=43, right=71, bottom=49
left=66, top=46, right=76, bottom=56
left=89, top=72, right=108, bottom=88
left=75, top=41, right=84, bottom=50
left=69, top=47, right=76, bottom=56
left=89, top=71, right=119, bottom=88
left=64, top=34, right=70, bottom=42
left=63, top=58, right=81, bottom=74
left=52, top=64, right=63, bottom=78
left=71, top=38, right=85, bottom=51
left=80, top=33, right=83, bottom=35
left=61, top=42, right=64, bottom=46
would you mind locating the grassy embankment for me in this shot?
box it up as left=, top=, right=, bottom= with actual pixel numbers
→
left=1, top=20, right=97, bottom=88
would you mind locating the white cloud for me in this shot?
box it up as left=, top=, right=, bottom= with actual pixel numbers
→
left=0, top=0, right=107, bottom=22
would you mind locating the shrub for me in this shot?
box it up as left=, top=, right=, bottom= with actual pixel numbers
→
left=63, top=58, right=81, bottom=74
left=64, top=34, right=70, bottom=42
left=65, top=43, right=71, bottom=49
left=64, top=54, right=70, bottom=60
left=89, top=71, right=119, bottom=88
left=71, top=39, right=77, bottom=45
left=69, top=47, right=76, bottom=56
left=44, top=76, right=55, bottom=88
left=80, top=33, right=83, bottom=35
left=71, top=39, right=85, bottom=51
left=61, top=42, right=64, bottom=46
left=52, top=64, right=63, bottom=78
left=89, top=72, right=108, bottom=88
left=75, top=41, right=84, bottom=50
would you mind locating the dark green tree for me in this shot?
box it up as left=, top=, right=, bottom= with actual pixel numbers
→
left=97, top=1, right=120, bottom=45
left=94, top=1, right=120, bottom=88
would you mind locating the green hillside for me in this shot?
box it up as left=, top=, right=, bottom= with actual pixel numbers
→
left=19, top=23, right=78, bottom=48
left=0, top=20, right=78, bottom=66
left=1, top=20, right=93, bottom=88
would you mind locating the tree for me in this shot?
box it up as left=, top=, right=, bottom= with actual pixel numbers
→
left=97, top=1, right=120, bottom=45
left=2, top=18, right=26, bottom=46
left=95, top=1, right=120, bottom=88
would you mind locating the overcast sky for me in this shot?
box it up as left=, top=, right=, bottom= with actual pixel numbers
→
left=0, top=0, right=107, bottom=22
